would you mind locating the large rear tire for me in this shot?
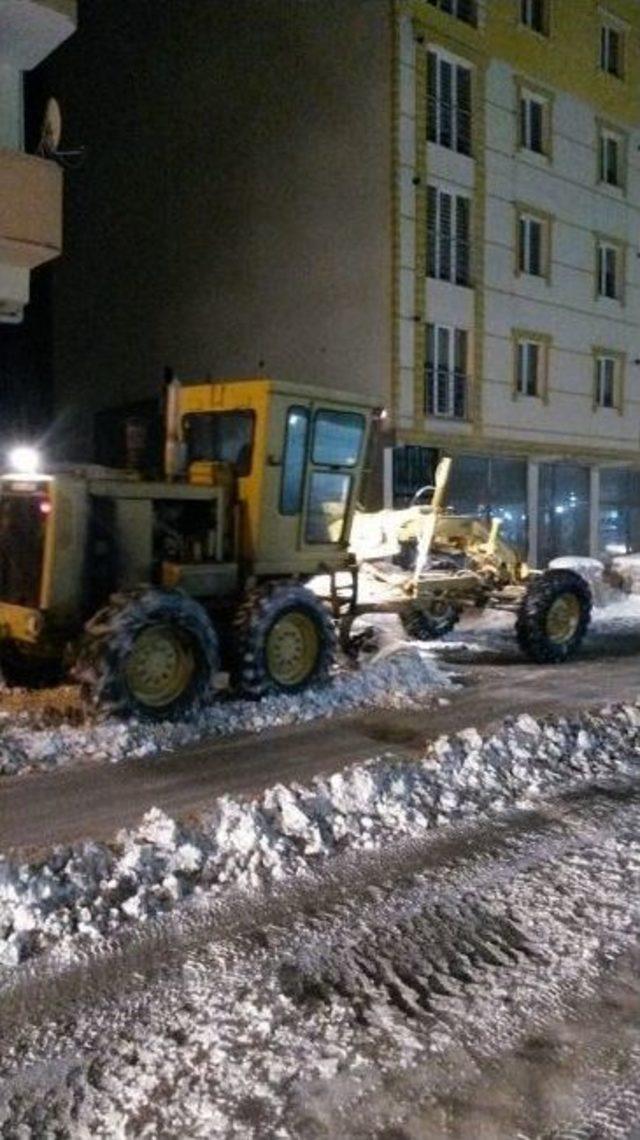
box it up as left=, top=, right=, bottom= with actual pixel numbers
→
left=516, top=569, right=591, bottom=664
left=73, top=589, right=220, bottom=719
left=234, top=582, right=336, bottom=698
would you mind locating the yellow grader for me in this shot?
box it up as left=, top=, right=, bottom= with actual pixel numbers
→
left=0, top=378, right=592, bottom=718
left=347, top=454, right=591, bottom=661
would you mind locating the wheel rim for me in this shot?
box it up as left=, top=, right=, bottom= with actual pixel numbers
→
left=125, top=624, right=195, bottom=708
left=265, top=610, right=320, bottom=687
left=545, top=593, right=581, bottom=645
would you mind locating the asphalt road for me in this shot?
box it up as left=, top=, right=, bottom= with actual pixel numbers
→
left=2, top=637, right=640, bottom=858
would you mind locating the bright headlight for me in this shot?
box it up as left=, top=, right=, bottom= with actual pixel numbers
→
left=8, top=446, right=41, bottom=474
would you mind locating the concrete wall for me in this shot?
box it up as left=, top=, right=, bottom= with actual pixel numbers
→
left=38, top=0, right=393, bottom=458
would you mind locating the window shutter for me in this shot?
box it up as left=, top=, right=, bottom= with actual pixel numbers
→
left=530, top=101, right=543, bottom=152
left=527, top=343, right=539, bottom=395
left=530, top=219, right=542, bottom=275
left=427, top=185, right=437, bottom=278
left=427, top=52, right=437, bottom=142
left=456, top=66, right=471, bottom=155
left=439, top=59, right=452, bottom=148
left=454, top=328, right=467, bottom=376
left=439, top=191, right=452, bottom=280
left=455, top=195, right=470, bottom=285
left=519, top=98, right=528, bottom=148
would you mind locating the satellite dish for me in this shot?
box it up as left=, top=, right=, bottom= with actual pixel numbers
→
left=37, top=97, right=62, bottom=156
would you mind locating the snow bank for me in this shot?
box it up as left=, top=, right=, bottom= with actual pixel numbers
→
left=2, top=702, right=640, bottom=968
left=0, top=647, right=450, bottom=777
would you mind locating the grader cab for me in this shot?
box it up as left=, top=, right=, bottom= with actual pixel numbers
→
left=0, top=377, right=378, bottom=716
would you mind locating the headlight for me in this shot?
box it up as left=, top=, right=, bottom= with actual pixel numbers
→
left=8, top=446, right=41, bottom=474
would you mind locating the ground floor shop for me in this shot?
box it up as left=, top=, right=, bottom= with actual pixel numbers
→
left=386, top=444, right=640, bottom=567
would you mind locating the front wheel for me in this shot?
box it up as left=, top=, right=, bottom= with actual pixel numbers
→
left=234, top=582, right=336, bottom=698
left=74, top=589, right=220, bottom=719
left=516, top=569, right=591, bottom=664
left=400, top=601, right=459, bottom=641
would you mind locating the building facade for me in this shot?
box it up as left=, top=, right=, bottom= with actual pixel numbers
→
left=392, top=0, right=640, bottom=563
left=31, top=0, right=640, bottom=564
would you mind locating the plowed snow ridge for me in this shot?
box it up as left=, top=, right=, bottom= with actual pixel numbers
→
left=2, top=702, right=640, bottom=968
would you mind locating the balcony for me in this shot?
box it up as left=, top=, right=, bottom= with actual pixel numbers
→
left=425, top=368, right=468, bottom=420
left=0, top=149, right=62, bottom=269
left=0, top=0, right=76, bottom=68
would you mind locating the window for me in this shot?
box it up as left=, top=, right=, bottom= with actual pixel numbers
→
left=520, top=0, right=548, bottom=34
left=600, top=468, right=640, bottom=556
left=448, top=455, right=528, bottom=553
left=280, top=406, right=309, bottom=514
left=595, top=355, right=616, bottom=408
left=519, top=91, right=548, bottom=154
left=594, top=352, right=623, bottom=411
left=599, top=128, right=623, bottom=188
left=427, top=186, right=471, bottom=286
left=427, top=51, right=472, bottom=155
left=304, top=409, right=366, bottom=544
left=425, top=324, right=468, bottom=418
left=518, top=212, right=547, bottom=276
left=596, top=240, right=622, bottom=300
left=312, top=410, right=364, bottom=467
left=600, top=23, right=622, bottom=77
left=182, top=410, right=255, bottom=475
left=427, top=0, right=478, bottom=26
left=515, top=338, right=543, bottom=397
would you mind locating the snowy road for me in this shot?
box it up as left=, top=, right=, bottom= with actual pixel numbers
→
left=3, top=646, right=640, bottom=857
left=2, top=777, right=640, bottom=1137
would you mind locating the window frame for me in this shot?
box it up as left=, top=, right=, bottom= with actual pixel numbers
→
left=596, top=236, right=625, bottom=302
left=515, top=78, right=553, bottom=159
left=600, top=22, right=624, bottom=78
left=516, top=205, right=551, bottom=279
left=512, top=329, right=551, bottom=401
left=593, top=348, right=625, bottom=413
left=425, top=323, right=469, bottom=419
left=426, top=48, right=473, bottom=156
left=426, top=0, right=478, bottom=27
left=426, top=184, right=472, bottom=287
left=597, top=122, right=626, bottom=191
left=520, top=0, right=549, bottom=36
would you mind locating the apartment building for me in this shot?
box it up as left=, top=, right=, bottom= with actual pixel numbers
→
left=31, top=0, right=640, bottom=563
left=393, top=0, right=640, bottom=563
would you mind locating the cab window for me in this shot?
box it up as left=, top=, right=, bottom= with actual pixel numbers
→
left=182, top=411, right=255, bottom=475
left=305, top=409, right=366, bottom=544
left=312, top=410, right=365, bottom=467
left=280, top=406, right=310, bottom=514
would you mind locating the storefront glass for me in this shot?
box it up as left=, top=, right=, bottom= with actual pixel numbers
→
left=447, top=454, right=528, bottom=554
left=599, top=468, right=640, bottom=556
left=538, top=463, right=590, bottom=566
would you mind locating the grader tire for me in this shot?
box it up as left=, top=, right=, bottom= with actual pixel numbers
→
left=516, top=569, right=591, bottom=664
left=73, top=589, right=220, bottom=720
left=400, top=603, right=459, bottom=641
left=233, top=581, right=336, bottom=698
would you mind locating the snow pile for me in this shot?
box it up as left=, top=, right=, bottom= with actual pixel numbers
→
left=611, top=553, right=640, bottom=595
left=0, top=647, right=450, bottom=777
left=2, top=703, right=640, bottom=968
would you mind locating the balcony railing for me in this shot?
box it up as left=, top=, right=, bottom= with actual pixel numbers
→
left=0, top=150, right=63, bottom=269
left=427, top=0, right=478, bottom=27
left=425, top=368, right=468, bottom=419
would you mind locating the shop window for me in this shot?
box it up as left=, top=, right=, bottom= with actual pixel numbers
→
left=600, top=468, right=640, bottom=555
left=538, top=463, right=590, bottom=565
left=447, top=454, right=528, bottom=554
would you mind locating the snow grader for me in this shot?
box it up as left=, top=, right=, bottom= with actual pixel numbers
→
left=0, top=378, right=591, bottom=719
